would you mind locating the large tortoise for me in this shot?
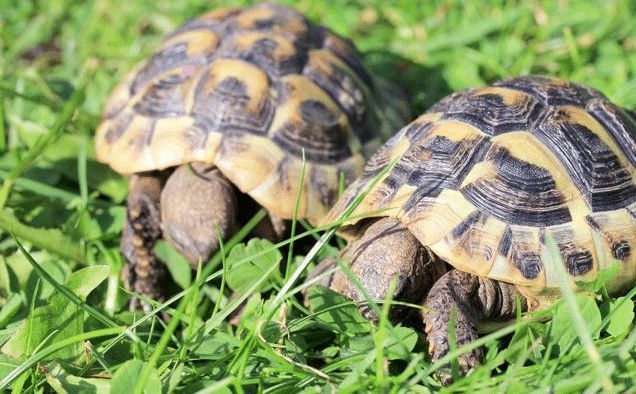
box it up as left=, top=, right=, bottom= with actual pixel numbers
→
left=310, top=75, right=636, bottom=380
left=94, top=4, right=409, bottom=308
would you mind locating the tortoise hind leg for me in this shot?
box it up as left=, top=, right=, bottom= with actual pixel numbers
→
left=160, top=163, right=237, bottom=267
left=423, top=269, right=528, bottom=384
left=121, top=172, right=166, bottom=311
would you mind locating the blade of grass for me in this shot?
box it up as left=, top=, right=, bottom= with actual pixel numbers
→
left=269, top=153, right=402, bottom=313
left=25, top=279, right=41, bottom=358
left=12, top=234, right=138, bottom=343
left=284, top=150, right=306, bottom=280
left=543, top=233, right=611, bottom=391
left=133, top=276, right=195, bottom=394
left=234, top=155, right=403, bottom=380
left=77, top=133, right=88, bottom=207
left=89, top=210, right=387, bottom=374
left=393, top=7, right=526, bottom=55
left=0, top=326, right=124, bottom=390
left=178, top=259, right=202, bottom=363
left=375, top=277, right=398, bottom=388
left=0, top=170, right=80, bottom=203
left=194, top=377, right=234, bottom=394
left=209, top=227, right=227, bottom=322
left=0, top=60, right=5, bottom=152
left=0, top=60, right=95, bottom=210
left=80, top=209, right=271, bottom=375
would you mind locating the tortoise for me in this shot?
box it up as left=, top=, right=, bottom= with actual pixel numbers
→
left=94, top=3, right=409, bottom=309
left=309, top=75, right=636, bottom=381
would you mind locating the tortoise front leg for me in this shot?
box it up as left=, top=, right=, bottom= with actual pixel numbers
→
left=160, top=163, right=237, bottom=268
left=423, top=269, right=528, bottom=383
left=251, top=211, right=288, bottom=243
left=306, top=218, right=446, bottom=321
left=121, top=172, right=166, bottom=311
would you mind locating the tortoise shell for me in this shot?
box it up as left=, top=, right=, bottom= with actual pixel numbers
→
left=95, top=4, right=408, bottom=223
left=325, top=75, right=636, bottom=309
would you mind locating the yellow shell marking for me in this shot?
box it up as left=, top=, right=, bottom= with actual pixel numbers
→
left=202, top=59, right=272, bottom=115
left=160, top=29, right=220, bottom=56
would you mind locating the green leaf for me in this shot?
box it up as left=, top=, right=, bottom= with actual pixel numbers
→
left=155, top=240, right=191, bottom=289
left=166, top=363, right=184, bottom=394
left=225, top=238, right=281, bottom=293
left=575, top=262, right=621, bottom=293
left=383, top=326, right=418, bottom=360
left=0, top=209, right=84, bottom=262
left=193, top=331, right=241, bottom=360
left=602, top=297, right=634, bottom=337
left=0, top=294, right=22, bottom=329
left=0, top=257, right=13, bottom=296
left=111, top=359, right=161, bottom=394
left=347, top=326, right=416, bottom=361
left=45, top=361, right=110, bottom=394
left=0, top=354, right=19, bottom=381
left=306, top=286, right=369, bottom=335
left=550, top=296, right=602, bottom=352
left=1, top=265, right=110, bottom=360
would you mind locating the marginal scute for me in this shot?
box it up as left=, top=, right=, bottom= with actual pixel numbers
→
left=303, top=49, right=371, bottom=140
left=313, top=26, right=372, bottom=88
left=585, top=210, right=636, bottom=264
left=233, top=3, right=309, bottom=36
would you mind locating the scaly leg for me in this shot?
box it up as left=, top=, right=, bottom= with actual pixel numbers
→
left=423, top=269, right=528, bottom=383
left=121, top=172, right=165, bottom=311
left=306, top=218, right=446, bottom=321
left=160, top=163, right=238, bottom=267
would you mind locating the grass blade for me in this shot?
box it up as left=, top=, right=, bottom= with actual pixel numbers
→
left=284, top=150, right=306, bottom=280
left=133, top=278, right=194, bottom=394
left=12, top=234, right=138, bottom=342
left=0, top=326, right=124, bottom=390
left=543, top=233, right=612, bottom=390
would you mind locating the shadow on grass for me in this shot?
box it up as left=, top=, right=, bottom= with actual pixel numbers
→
left=364, top=49, right=451, bottom=116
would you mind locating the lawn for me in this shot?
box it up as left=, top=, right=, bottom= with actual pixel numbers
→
left=0, top=0, right=635, bottom=392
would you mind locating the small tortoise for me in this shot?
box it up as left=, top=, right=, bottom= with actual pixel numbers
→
left=94, top=4, right=409, bottom=308
left=310, top=75, right=636, bottom=380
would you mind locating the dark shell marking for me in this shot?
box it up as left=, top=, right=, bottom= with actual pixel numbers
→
left=330, top=76, right=636, bottom=292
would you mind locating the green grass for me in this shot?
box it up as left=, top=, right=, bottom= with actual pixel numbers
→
left=0, top=0, right=635, bottom=392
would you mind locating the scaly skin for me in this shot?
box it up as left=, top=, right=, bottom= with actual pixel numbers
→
left=123, top=162, right=289, bottom=311
left=121, top=172, right=166, bottom=311
left=160, top=163, right=238, bottom=268
left=123, top=163, right=239, bottom=310
left=307, top=217, right=447, bottom=320
left=423, top=269, right=527, bottom=383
